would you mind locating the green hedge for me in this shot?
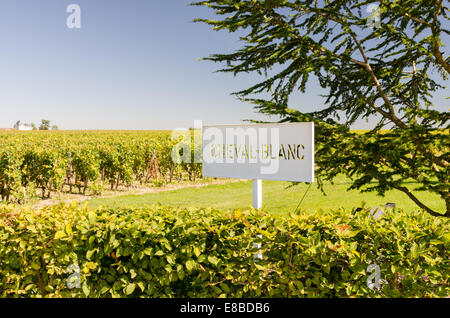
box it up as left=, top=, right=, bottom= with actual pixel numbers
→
left=0, top=204, right=448, bottom=298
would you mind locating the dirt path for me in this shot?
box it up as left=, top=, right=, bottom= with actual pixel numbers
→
left=32, top=178, right=245, bottom=209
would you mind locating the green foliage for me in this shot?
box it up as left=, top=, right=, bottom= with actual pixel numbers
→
left=0, top=204, right=448, bottom=298
left=193, top=0, right=450, bottom=217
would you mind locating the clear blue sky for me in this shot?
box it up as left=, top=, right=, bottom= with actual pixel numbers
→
left=0, top=0, right=447, bottom=130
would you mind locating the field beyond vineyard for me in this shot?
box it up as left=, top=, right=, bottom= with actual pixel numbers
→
left=86, top=177, right=445, bottom=216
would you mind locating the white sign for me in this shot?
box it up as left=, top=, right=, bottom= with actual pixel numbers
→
left=202, top=123, right=314, bottom=182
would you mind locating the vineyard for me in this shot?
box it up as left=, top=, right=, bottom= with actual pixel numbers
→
left=0, top=131, right=202, bottom=203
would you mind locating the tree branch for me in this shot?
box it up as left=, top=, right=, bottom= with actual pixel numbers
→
left=348, top=33, right=406, bottom=128
left=286, top=3, right=407, bottom=128
left=335, top=72, right=407, bottom=128
left=266, top=12, right=366, bottom=67
left=394, top=185, right=447, bottom=217
left=379, top=1, right=432, bottom=26
left=430, top=0, right=449, bottom=73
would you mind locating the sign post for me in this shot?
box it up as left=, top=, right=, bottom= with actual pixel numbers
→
left=252, top=179, right=262, bottom=209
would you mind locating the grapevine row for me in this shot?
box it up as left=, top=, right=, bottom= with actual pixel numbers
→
left=0, top=131, right=202, bottom=202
